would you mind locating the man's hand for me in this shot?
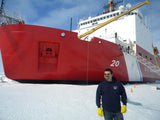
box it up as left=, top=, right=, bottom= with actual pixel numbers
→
left=97, top=108, right=104, bottom=117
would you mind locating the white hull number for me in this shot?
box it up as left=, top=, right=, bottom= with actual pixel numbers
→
left=110, top=60, right=120, bottom=67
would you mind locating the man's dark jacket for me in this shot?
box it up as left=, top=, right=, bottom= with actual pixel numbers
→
left=96, top=77, right=127, bottom=112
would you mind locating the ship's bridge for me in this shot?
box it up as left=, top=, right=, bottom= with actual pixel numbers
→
left=74, top=0, right=152, bottom=55
left=77, top=9, right=142, bottom=30
left=74, top=6, right=152, bottom=55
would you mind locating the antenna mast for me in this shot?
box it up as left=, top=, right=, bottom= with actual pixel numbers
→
left=0, top=0, right=5, bottom=14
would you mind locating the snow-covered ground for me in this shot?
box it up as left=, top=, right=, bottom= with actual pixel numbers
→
left=0, top=78, right=160, bottom=120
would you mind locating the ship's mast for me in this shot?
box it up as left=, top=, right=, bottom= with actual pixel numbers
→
left=103, top=0, right=123, bottom=14
left=0, top=0, right=5, bottom=14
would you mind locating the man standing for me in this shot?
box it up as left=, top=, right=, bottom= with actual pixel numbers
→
left=96, top=68, right=127, bottom=120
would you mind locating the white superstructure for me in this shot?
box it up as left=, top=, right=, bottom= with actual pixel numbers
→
left=74, top=0, right=153, bottom=55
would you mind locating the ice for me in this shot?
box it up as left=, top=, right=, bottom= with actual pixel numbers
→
left=0, top=80, right=160, bottom=120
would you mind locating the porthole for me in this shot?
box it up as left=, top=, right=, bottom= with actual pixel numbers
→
left=61, top=32, right=65, bottom=37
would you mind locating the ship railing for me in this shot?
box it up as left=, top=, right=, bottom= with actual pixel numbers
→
left=106, top=34, right=129, bottom=45
left=136, top=55, right=160, bottom=74
left=114, top=35, right=135, bottom=55
left=4, top=9, right=24, bottom=20
left=0, top=9, right=25, bottom=25
left=105, top=34, right=136, bottom=56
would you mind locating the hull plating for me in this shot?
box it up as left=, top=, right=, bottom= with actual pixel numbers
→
left=0, top=24, right=129, bottom=82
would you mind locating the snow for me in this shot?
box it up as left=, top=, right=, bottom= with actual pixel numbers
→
left=0, top=78, right=160, bottom=120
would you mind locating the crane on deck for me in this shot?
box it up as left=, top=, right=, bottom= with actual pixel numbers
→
left=78, top=0, right=150, bottom=40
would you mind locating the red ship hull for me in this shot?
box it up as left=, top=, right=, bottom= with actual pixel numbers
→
left=136, top=45, right=160, bottom=82
left=0, top=24, right=129, bottom=82
left=0, top=24, right=160, bottom=82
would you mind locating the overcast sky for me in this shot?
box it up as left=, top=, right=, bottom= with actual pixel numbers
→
left=0, top=0, right=160, bottom=73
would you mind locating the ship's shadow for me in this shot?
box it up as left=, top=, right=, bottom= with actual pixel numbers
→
left=13, top=79, right=101, bottom=85
left=127, top=98, right=160, bottom=112
left=127, top=98, right=142, bottom=106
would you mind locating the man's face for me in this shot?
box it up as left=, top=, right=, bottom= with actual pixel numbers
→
left=104, top=71, right=112, bottom=82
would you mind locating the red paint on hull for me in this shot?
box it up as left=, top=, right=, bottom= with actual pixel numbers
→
left=0, top=24, right=129, bottom=82
left=136, top=45, right=160, bottom=82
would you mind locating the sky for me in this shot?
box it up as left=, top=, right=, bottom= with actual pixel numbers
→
left=0, top=0, right=160, bottom=73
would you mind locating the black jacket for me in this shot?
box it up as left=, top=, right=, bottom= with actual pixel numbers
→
left=96, top=77, right=127, bottom=112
